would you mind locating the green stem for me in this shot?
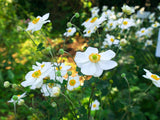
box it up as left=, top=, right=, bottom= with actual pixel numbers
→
left=88, top=86, right=95, bottom=119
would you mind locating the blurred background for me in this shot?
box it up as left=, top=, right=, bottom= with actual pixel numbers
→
left=0, top=0, right=160, bottom=119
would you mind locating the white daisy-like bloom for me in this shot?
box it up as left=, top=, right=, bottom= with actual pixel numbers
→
left=151, top=22, right=160, bottom=28
left=102, top=6, right=108, bottom=12
left=145, top=27, right=153, bottom=37
left=143, top=69, right=160, bottom=87
left=121, top=4, right=135, bottom=15
left=91, top=7, right=99, bottom=17
left=74, top=47, right=117, bottom=77
left=136, top=28, right=147, bottom=37
left=145, top=40, right=153, bottom=47
left=83, top=28, right=95, bottom=37
left=107, top=20, right=117, bottom=30
left=8, top=92, right=26, bottom=104
left=41, top=83, right=61, bottom=97
left=101, top=41, right=108, bottom=48
left=26, top=13, right=50, bottom=33
left=119, top=18, right=135, bottom=30
left=91, top=100, right=100, bottom=111
left=117, top=12, right=123, bottom=18
left=64, top=27, right=76, bottom=37
left=102, top=10, right=116, bottom=20
left=21, top=62, right=53, bottom=89
left=67, top=75, right=81, bottom=91
left=149, top=13, right=155, bottom=23
left=54, top=63, right=71, bottom=77
left=104, top=34, right=119, bottom=46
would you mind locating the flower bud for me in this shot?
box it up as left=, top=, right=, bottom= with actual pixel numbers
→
left=75, top=12, right=80, bottom=18
left=18, top=99, right=24, bottom=105
left=109, top=80, right=113, bottom=84
left=67, top=22, right=72, bottom=27
left=12, top=83, right=18, bottom=89
left=4, top=81, right=10, bottom=88
left=51, top=102, right=57, bottom=107
left=56, top=71, right=61, bottom=77
left=51, top=87, right=60, bottom=97
left=121, top=73, right=126, bottom=78
left=12, top=95, right=18, bottom=101
left=120, top=39, right=127, bottom=47
left=59, top=49, right=64, bottom=55
left=67, top=71, right=72, bottom=76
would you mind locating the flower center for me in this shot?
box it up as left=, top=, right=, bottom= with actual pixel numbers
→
left=89, top=53, right=101, bottom=63
left=93, top=104, right=96, bottom=108
left=88, top=30, right=91, bottom=34
left=32, top=18, right=40, bottom=24
left=110, top=23, right=113, bottom=26
left=68, top=29, right=72, bottom=33
left=90, top=17, right=98, bottom=23
left=123, top=21, right=128, bottom=25
left=151, top=74, right=160, bottom=80
left=32, top=70, right=41, bottom=78
left=141, top=30, right=145, bottom=33
left=48, top=83, right=54, bottom=88
left=69, top=79, right=76, bottom=86
left=17, top=95, right=21, bottom=97
left=154, top=24, right=157, bottom=27
left=85, top=18, right=90, bottom=22
left=56, top=66, right=62, bottom=70
left=110, top=38, right=114, bottom=42
left=41, top=64, right=45, bottom=68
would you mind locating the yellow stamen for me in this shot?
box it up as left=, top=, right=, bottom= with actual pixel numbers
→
left=32, top=70, right=41, bottom=78
left=123, top=21, right=128, bottom=25
left=32, top=18, right=40, bottom=24
left=69, top=79, right=76, bottom=86
left=17, top=95, right=21, bottom=97
left=48, top=83, right=54, bottom=88
left=90, top=17, right=98, bottom=23
left=56, top=66, right=62, bottom=70
left=110, top=23, right=113, bottom=26
left=88, top=30, right=91, bottom=34
left=141, top=30, right=145, bottom=33
left=85, top=18, right=90, bottom=22
left=110, top=38, right=114, bottom=42
left=93, top=104, right=96, bottom=108
left=89, top=53, right=101, bottom=63
left=151, top=74, right=160, bottom=80
left=41, top=64, right=45, bottom=68
left=68, top=29, right=72, bottom=33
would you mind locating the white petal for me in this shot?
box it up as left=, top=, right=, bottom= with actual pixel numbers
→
left=81, top=62, right=96, bottom=75
left=98, top=60, right=117, bottom=70
left=99, top=50, right=116, bottom=61
left=85, top=47, right=98, bottom=56
left=75, top=52, right=89, bottom=67
left=93, top=64, right=103, bottom=77
left=42, top=13, right=50, bottom=21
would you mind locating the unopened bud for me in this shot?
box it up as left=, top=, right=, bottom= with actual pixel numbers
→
left=121, top=73, right=126, bottom=78
left=67, top=22, right=72, bottom=27
left=109, top=80, right=113, bottom=84
left=51, top=102, right=57, bottom=107
left=59, top=49, right=64, bottom=55
left=4, top=81, right=10, bottom=88
left=56, top=71, right=61, bottom=77
left=12, top=84, right=18, bottom=89
left=75, top=12, right=80, bottom=18
left=67, top=71, right=72, bottom=76
left=12, top=95, right=18, bottom=101
left=120, top=39, right=127, bottom=47
left=18, top=99, right=24, bottom=105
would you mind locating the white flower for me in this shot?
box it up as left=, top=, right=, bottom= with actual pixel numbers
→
left=143, top=69, right=160, bottom=87
left=107, top=20, right=117, bottom=30
left=41, top=83, right=60, bottom=97
left=136, top=28, right=147, bottom=37
left=74, top=47, right=117, bottom=77
left=8, top=92, right=26, bottom=104
left=104, top=34, right=119, bottom=46
left=21, top=62, right=54, bottom=89
left=91, top=100, right=100, bottom=111
left=91, top=7, right=99, bottom=17
left=151, top=22, right=160, bottom=28
left=121, top=4, right=135, bottom=15
left=145, top=40, right=152, bottom=47
left=83, top=28, right=95, bottom=37
left=119, top=18, right=135, bottom=29
left=54, top=63, right=71, bottom=77
left=64, top=27, right=76, bottom=37
left=26, top=13, right=50, bottom=33
left=137, top=10, right=150, bottom=19
left=102, top=6, right=108, bottom=11
left=67, top=75, right=80, bottom=91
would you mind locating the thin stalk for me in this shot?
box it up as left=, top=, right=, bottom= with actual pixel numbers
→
left=64, top=51, right=76, bottom=64
left=88, top=86, right=95, bottom=119
left=25, top=31, right=37, bottom=46
left=123, top=76, right=131, bottom=105
left=14, top=102, right=17, bottom=120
